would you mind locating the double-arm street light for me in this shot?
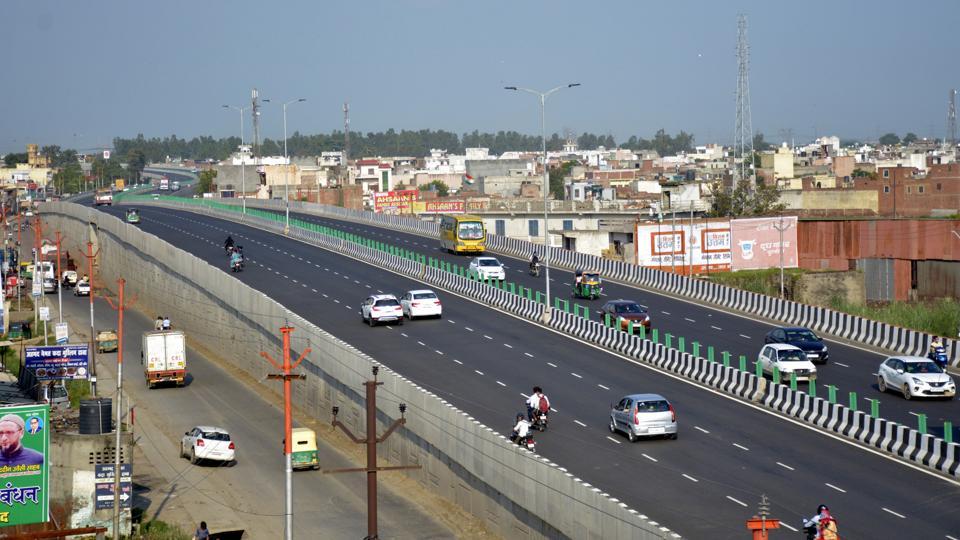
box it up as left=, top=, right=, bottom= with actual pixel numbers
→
left=504, top=83, right=580, bottom=321
left=222, top=104, right=249, bottom=213
left=263, top=98, right=307, bottom=232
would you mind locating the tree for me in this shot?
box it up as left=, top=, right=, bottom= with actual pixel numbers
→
left=197, top=169, right=217, bottom=194
left=548, top=160, right=577, bottom=200
left=879, top=133, right=900, bottom=146
left=53, top=161, right=83, bottom=194
left=902, top=132, right=918, bottom=145
left=418, top=179, right=449, bottom=197
left=708, top=180, right=785, bottom=217
left=3, top=153, right=27, bottom=167
left=753, top=132, right=772, bottom=151
left=126, top=149, right=147, bottom=182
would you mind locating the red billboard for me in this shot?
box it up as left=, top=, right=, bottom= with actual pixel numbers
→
left=730, top=216, right=798, bottom=271
left=373, top=190, right=419, bottom=214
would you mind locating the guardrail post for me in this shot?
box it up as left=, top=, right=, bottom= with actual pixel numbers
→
left=945, top=421, right=954, bottom=444
left=789, top=371, right=798, bottom=391
left=848, top=392, right=858, bottom=412
left=639, top=324, right=647, bottom=340
left=707, top=346, right=715, bottom=362
left=866, top=398, right=879, bottom=419
left=526, top=288, right=533, bottom=301
left=627, top=322, right=634, bottom=336
left=772, top=365, right=781, bottom=384
left=808, top=380, right=817, bottom=398
left=508, top=283, right=516, bottom=295
left=739, top=355, right=747, bottom=372
left=917, top=413, right=927, bottom=435
left=604, top=313, right=611, bottom=327
left=664, top=333, right=673, bottom=349
left=678, top=337, right=685, bottom=353
left=650, top=328, right=658, bottom=343
left=754, top=360, right=763, bottom=378
left=692, top=341, right=700, bottom=357
left=826, top=385, right=837, bottom=404
left=535, top=291, right=544, bottom=304
left=722, top=351, right=731, bottom=368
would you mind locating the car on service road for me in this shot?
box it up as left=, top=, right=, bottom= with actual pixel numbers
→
left=361, top=294, right=404, bottom=326
left=42, top=277, right=58, bottom=294
left=758, top=343, right=817, bottom=381
left=468, top=257, right=505, bottom=281
left=180, top=426, right=236, bottom=465
left=400, top=289, right=442, bottom=320
left=764, top=327, right=829, bottom=364
left=600, top=300, right=652, bottom=332
left=609, top=393, right=677, bottom=441
left=74, top=281, right=91, bottom=296
left=877, top=356, right=956, bottom=400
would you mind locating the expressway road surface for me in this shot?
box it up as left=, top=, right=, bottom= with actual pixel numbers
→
left=87, top=203, right=960, bottom=539
left=260, top=206, right=960, bottom=439
left=37, top=229, right=455, bottom=539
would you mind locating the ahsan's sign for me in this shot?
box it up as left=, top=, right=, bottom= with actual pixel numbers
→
left=412, top=200, right=465, bottom=214
left=373, top=190, right=419, bottom=214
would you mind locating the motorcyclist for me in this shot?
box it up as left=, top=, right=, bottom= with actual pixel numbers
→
left=224, top=236, right=235, bottom=252
left=929, top=336, right=945, bottom=356
left=511, top=413, right=530, bottom=443
left=803, top=504, right=838, bottom=540
left=529, top=253, right=540, bottom=271
left=229, top=249, right=242, bottom=270
left=526, top=386, right=550, bottom=422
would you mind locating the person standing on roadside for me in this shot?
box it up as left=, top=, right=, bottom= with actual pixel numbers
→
left=193, top=521, right=210, bottom=540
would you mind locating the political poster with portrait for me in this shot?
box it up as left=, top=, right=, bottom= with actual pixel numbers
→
left=0, top=404, right=50, bottom=526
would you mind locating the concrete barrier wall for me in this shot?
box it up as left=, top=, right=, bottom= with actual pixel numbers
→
left=210, top=197, right=959, bottom=367
left=122, top=198, right=960, bottom=481
left=40, top=202, right=675, bottom=540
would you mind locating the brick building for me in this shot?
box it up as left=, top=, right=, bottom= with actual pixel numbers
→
left=855, top=164, right=960, bottom=217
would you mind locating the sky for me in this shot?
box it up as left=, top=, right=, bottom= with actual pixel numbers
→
left=2, top=0, right=958, bottom=154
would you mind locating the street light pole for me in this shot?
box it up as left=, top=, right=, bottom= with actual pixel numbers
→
left=222, top=104, right=249, bottom=213
left=504, top=84, right=580, bottom=321
left=264, top=98, right=306, bottom=232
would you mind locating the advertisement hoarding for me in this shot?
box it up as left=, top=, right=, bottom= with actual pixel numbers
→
left=635, top=221, right=732, bottom=274
left=373, top=190, right=419, bottom=214
left=411, top=200, right=465, bottom=214
left=0, top=404, right=50, bottom=526
left=24, top=345, right=90, bottom=381
left=730, top=216, right=798, bottom=271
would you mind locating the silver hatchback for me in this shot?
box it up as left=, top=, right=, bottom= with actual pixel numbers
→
left=609, top=393, right=678, bottom=442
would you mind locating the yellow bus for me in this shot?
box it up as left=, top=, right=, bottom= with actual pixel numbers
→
left=440, top=214, right=485, bottom=254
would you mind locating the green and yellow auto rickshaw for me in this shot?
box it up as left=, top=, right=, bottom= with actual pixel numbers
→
left=125, top=208, right=141, bottom=224
left=572, top=270, right=603, bottom=300
left=290, top=427, right=319, bottom=470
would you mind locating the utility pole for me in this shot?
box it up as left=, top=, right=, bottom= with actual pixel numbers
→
left=80, top=241, right=101, bottom=396
left=773, top=213, right=791, bottom=299
left=343, top=102, right=351, bottom=186
left=260, top=327, right=310, bottom=540
left=103, top=278, right=134, bottom=537
left=55, top=231, right=64, bottom=324
left=688, top=200, right=695, bottom=277
left=327, top=365, right=420, bottom=540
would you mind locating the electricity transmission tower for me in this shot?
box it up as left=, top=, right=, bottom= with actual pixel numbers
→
left=734, top=14, right=754, bottom=185
left=948, top=89, right=957, bottom=148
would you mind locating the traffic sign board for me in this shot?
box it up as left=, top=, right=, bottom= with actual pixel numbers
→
left=94, top=464, right=132, bottom=509
left=55, top=322, right=68, bottom=344
left=38, top=306, right=50, bottom=321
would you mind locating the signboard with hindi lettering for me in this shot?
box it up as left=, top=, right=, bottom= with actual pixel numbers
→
left=0, top=404, right=50, bottom=526
left=94, top=464, right=132, bottom=509
left=24, top=345, right=90, bottom=381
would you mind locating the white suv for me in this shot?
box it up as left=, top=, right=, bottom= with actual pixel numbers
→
left=468, top=257, right=505, bottom=281
left=361, top=294, right=404, bottom=326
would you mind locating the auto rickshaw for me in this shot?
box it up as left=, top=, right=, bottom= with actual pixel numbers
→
left=290, top=427, right=319, bottom=470
left=126, top=208, right=141, bottom=224
left=96, top=329, right=119, bottom=353
left=19, top=262, right=33, bottom=280
left=572, top=270, right=603, bottom=300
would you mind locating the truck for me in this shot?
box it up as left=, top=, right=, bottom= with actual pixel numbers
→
left=170, top=181, right=181, bottom=191
left=158, top=177, right=169, bottom=191
left=94, top=188, right=113, bottom=206
left=142, top=330, right=187, bottom=388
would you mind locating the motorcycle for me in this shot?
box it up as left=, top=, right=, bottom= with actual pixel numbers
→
left=529, top=261, right=541, bottom=277
left=511, top=432, right=536, bottom=452
left=928, top=346, right=948, bottom=369
left=225, top=244, right=235, bottom=255
left=802, top=524, right=818, bottom=540
left=230, top=256, right=244, bottom=273
left=531, top=410, right=549, bottom=431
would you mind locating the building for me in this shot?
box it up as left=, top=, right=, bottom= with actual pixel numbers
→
left=759, top=143, right=795, bottom=180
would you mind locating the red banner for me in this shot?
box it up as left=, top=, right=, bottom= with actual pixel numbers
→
left=730, top=216, right=798, bottom=271
left=373, top=190, right=419, bottom=213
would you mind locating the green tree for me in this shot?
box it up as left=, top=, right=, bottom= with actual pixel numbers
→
left=548, top=160, right=577, bottom=200
left=902, top=132, right=918, bottom=145
left=708, top=180, right=785, bottom=217
left=3, top=153, right=27, bottom=167
left=753, top=132, right=772, bottom=151
left=126, top=149, right=147, bottom=182
left=53, top=161, right=83, bottom=194
left=879, top=133, right=900, bottom=145
left=197, top=169, right=217, bottom=194
left=418, top=179, right=449, bottom=197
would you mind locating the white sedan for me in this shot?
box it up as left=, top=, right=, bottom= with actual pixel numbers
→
left=877, top=356, right=956, bottom=400
left=400, top=290, right=442, bottom=320
left=468, top=257, right=505, bottom=281
left=757, top=343, right=818, bottom=382
left=181, top=426, right=236, bottom=464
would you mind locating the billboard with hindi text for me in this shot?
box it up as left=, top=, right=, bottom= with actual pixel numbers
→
left=0, top=404, right=50, bottom=526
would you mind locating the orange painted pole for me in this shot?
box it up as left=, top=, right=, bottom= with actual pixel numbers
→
left=745, top=516, right=780, bottom=540
left=84, top=241, right=101, bottom=396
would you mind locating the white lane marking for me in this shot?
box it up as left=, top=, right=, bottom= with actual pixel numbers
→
left=524, top=352, right=534, bottom=358
left=475, top=370, right=484, bottom=375
left=946, top=535, right=958, bottom=540
left=504, top=343, right=513, bottom=348
left=711, top=325, right=722, bottom=331
left=684, top=318, right=696, bottom=323
left=776, top=462, right=795, bottom=471
left=571, top=372, right=583, bottom=379
left=780, top=522, right=798, bottom=532
left=400, top=333, right=408, bottom=337
left=435, top=350, right=443, bottom=355
left=642, top=453, right=657, bottom=462
left=739, top=334, right=751, bottom=339
left=496, top=380, right=506, bottom=387
left=483, top=335, right=493, bottom=340
left=448, top=319, right=456, bottom=324
left=384, top=325, right=392, bottom=329
left=547, top=362, right=557, bottom=368
left=311, top=288, right=318, bottom=293
left=732, top=443, right=750, bottom=451
left=465, top=327, right=474, bottom=332
left=597, top=384, right=610, bottom=390
left=909, top=412, right=921, bottom=417
left=416, top=341, right=426, bottom=346
left=726, top=496, right=747, bottom=507
left=376, top=289, right=383, bottom=293
left=835, top=362, right=850, bottom=368
left=606, top=436, right=621, bottom=444
left=661, top=311, right=671, bottom=315
left=682, top=474, right=698, bottom=483
left=453, top=359, right=463, bottom=365
left=825, top=483, right=846, bottom=493
left=573, top=420, right=586, bottom=427
left=882, top=508, right=905, bottom=519
left=694, top=426, right=710, bottom=434
left=334, top=299, right=340, bottom=304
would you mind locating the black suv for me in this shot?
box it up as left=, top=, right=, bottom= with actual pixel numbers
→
left=764, top=327, right=829, bottom=364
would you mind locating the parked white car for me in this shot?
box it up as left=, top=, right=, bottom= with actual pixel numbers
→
left=757, top=343, right=818, bottom=382
left=877, top=356, right=956, bottom=400
left=400, top=289, right=442, bottom=320
left=468, top=257, right=505, bottom=281
left=180, top=425, right=236, bottom=465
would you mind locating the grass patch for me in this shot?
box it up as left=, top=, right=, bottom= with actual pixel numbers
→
left=829, top=296, right=960, bottom=337
left=139, top=519, right=193, bottom=540
left=2, top=345, right=20, bottom=374
left=705, top=268, right=806, bottom=298
left=66, top=379, right=91, bottom=408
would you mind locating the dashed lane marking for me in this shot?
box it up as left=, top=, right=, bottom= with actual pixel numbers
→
left=694, top=426, right=709, bottom=434
left=739, top=334, right=751, bottom=339
left=547, top=362, right=557, bottom=368
left=483, top=335, right=493, bottom=340
left=882, top=508, right=905, bottom=519
left=711, top=326, right=722, bottom=331
left=453, top=359, right=463, bottom=365
left=573, top=420, right=586, bottom=427
left=835, top=362, right=850, bottom=367
left=496, top=381, right=506, bottom=387
left=776, top=462, right=795, bottom=471
left=682, top=474, right=698, bottom=483
left=597, top=384, right=610, bottom=390
left=524, top=352, right=534, bottom=358
left=825, top=483, right=846, bottom=493
left=504, top=344, right=513, bottom=348
left=417, top=341, right=426, bottom=346
left=465, top=327, right=474, bottom=332
left=732, top=443, right=749, bottom=451
left=684, top=318, right=695, bottom=323
left=726, top=496, right=747, bottom=507
left=642, top=453, right=657, bottom=462
left=606, top=436, right=621, bottom=444
left=571, top=372, right=583, bottom=379
left=475, top=370, right=484, bottom=376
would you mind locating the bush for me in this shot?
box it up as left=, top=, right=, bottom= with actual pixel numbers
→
left=829, top=296, right=960, bottom=338
left=705, top=268, right=805, bottom=299
left=139, top=519, right=193, bottom=540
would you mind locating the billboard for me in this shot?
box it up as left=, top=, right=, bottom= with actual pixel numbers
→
left=373, top=190, right=419, bottom=214
left=411, top=200, right=465, bottom=214
left=0, top=404, right=50, bottom=526
left=635, top=221, right=732, bottom=274
left=730, top=216, right=798, bottom=271
left=25, top=345, right=90, bottom=381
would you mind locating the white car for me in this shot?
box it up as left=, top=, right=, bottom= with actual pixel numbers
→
left=468, top=257, right=505, bottom=281
left=877, top=356, right=956, bottom=400
left=74, top=281, right=91, bottom=296
left=180, top=426, right=236, bottom=464
left=400, top=289, right=442, bottom=320
left=361, top=294, right=403, bottom=326
left=757, top=343, right=817, bottom=382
